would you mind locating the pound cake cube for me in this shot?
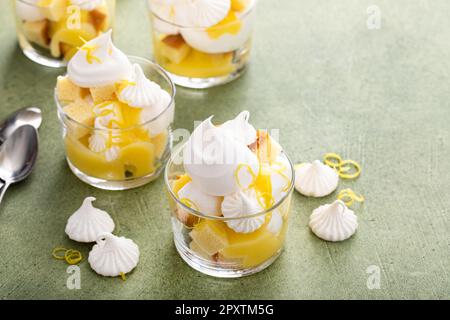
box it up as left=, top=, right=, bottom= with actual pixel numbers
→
left=160, top=35, right=191, bottom=64
left=89, top=5, right=109, bottom=32
left=90, top=85, right=116, bottom=103
left=252, top=130, right=282, bottom=164
left=189, top=220, right=229, bottom=256
left=39, top=0, right=67, bottom=22
left=22, top=20, right=50, bottom=48
left=63, top=98, right=95, bottom=138
left=56, top=76, right=85, bottom=102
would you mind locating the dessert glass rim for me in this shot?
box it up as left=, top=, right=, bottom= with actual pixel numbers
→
left=55, top=55, right=176, bottom=132
left=17, top=0, right=96, bottom=6
left=164, top=143, right=295, bottom=221
left=148, top=0, right=257, bottom=31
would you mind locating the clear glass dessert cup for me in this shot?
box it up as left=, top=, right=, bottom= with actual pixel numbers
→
left=147, top=0, right=256, bottom=89
left=165, top=145, right=295, bottom=278
left=14, top=0, right=116, bottom=68
left=56, top=56, right=176, bottom=190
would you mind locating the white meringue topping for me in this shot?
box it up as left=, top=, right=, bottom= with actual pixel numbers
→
left=221, top=110, right=257, bottom=146
left=266, top=210, right=283, bottom=235
left=15, top=0, right=45, bottom=21
left=309, top=200, right=358, bottom=242
left=65, top=197, right=115, bottom=243
left=88, top=232, right=140, bottom=277
left=177, top=181, right=221, bottom=216
left=68, top=30, right=132, bottom=88
left=221, top=188, right=265, bottom=233
left=294, top=160, right=339, bottom=197
left=70, top=0, right=105, bottom=11
left=118, top=64, right=171, bottom=111
left=183, top=116, right=259, bottom=196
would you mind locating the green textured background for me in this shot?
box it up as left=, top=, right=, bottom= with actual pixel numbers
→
left=0, top=0, right=449, bottom=299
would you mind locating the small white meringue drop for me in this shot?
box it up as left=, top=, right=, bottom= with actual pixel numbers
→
left=88, top=232, right=140, bottom=277
left=65, top=197, right=115, bottom=243
left=294, top=160, right=339, bottom=197
left=221, top=188, right=265, bottom=233
left=309, top=200, right=358, bottom=242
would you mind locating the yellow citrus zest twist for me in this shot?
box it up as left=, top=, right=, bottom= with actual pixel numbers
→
left=272, top=161, right=291, bottom=192
left=337, top=188, right=364, bottom=207
left=234, top=164, right=278, bottom=210
left=78, top=36, right=101, bottom=64
left=52, top=247, right=83, bottom=265
left=52, top=247, right=68, bottom=260
left=323, top=153, right=361, bottom=179
left=120, top=272, right=126, bottom=281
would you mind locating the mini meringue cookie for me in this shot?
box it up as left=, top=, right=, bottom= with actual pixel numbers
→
left=177, top=181, right=221, bottom=216
left=309, top=200, right=358, bottom=242
left=65, top=197, right=115, bottom=243
left=70, top=0, right=104, bottom=11
left=88, top=232, right=140, bottom=277
left=183, top=116, right=259, bottom=196
left=118, top=64, right=171, bottom=110
left=294, top=160, right=339, bottom=197
left=221, top=110, right=257, bottom=146
left=104, top=145, right=120, bottom=161
left=266, top=210, right=283, bottom=235
left=15, top=0, right=45, bottom=21
left=68, top=30, right=132, bottom=88
left=221, top=188, right=265, bottom=233
left=180, top=1, right=255, bottom=54
left=88, top=132, right=107, bottom=152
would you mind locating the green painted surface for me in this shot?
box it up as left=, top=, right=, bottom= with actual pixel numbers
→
left=0, top=0, right=449, bottom=299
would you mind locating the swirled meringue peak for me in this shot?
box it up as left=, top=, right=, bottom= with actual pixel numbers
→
left=118, top=64, right=171, bottom=111
left=183, top=115, right=259, bottom=197
left=221, top=188, right=265, bottom=233
left=221, top=110, right=257, bottom=146
left=68, top=30, right=132, bottom=88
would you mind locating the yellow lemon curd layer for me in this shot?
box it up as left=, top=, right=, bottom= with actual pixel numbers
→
left=64, top=103, right=168, bottom=181
left=174, top=167, right=290, bottom=268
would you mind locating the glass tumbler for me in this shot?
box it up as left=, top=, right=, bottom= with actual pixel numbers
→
left=56, top=56, right=175, bottom=190
left=165, top=145, right=295, bottom=278
left=146, top=0, right=257, bottom=88
left=14, top=0, right=116, bottom=68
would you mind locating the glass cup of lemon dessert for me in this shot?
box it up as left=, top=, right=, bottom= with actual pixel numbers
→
left=147, top=0, right=256, bottom=88
left=14, top=0, right=115, bottom=67
left=55, top=31, right=175, bottom=190
left=165, top=111, right=294, bottom=277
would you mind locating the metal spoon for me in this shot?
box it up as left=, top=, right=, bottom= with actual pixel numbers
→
left=0, top=107, right=42, bottom=144
left=0, top=125, right=38, bottom=205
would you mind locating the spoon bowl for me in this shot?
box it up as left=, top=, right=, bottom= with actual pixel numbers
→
left=0, top=125, right=38, bottom=204
left=0, top=107, right=42, bottom=144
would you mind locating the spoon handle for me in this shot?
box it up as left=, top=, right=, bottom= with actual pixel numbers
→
left=0, top=182, right=10, bottom=205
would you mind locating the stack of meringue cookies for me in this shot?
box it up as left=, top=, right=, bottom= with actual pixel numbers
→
left=65, top=197, right=140, bottom=278
left=294, top=160, right=359, bottom=242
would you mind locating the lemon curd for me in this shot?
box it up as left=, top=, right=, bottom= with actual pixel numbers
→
left=64, top=102, right=168, bottom=181
left=16, top=0, right=112, bottom=64
left=149, top=0, right=255, bottom=86
left=171, top=165, right=291, bottom=269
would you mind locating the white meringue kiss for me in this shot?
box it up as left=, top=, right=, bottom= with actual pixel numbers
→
left=68, top=30, right=132, bottom=87
left=221, top=188, right=265, bottom=233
